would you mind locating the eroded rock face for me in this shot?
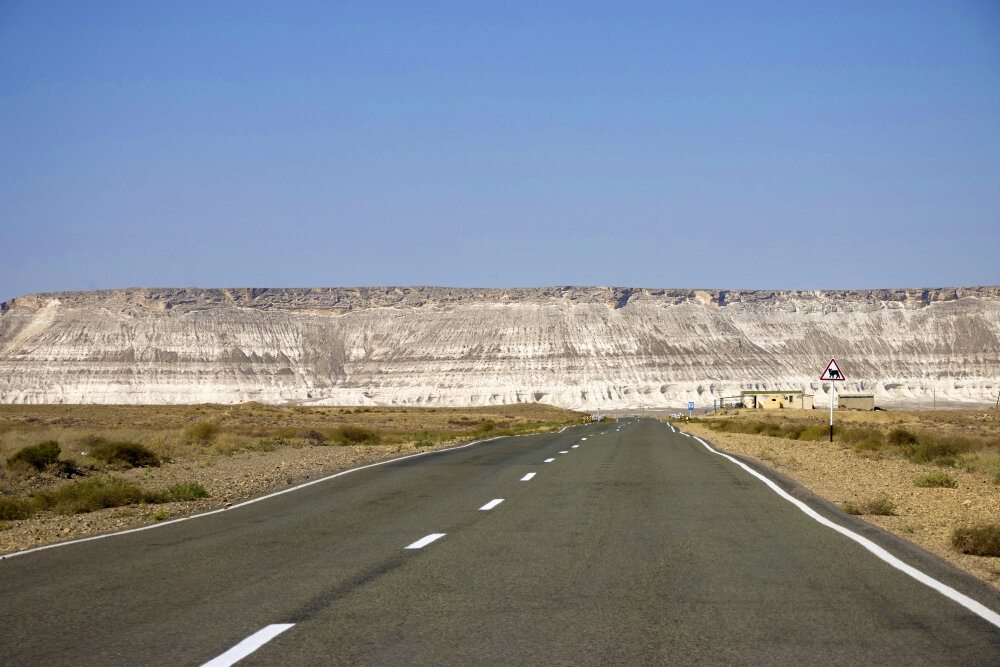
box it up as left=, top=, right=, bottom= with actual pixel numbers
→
left=1, top=286, right=998, bottom=408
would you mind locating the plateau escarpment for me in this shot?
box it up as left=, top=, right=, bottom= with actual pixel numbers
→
left=1, top=286, right=998, bottom=409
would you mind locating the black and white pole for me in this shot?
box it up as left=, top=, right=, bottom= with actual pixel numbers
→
left=829, top=380, right=834, bottom=442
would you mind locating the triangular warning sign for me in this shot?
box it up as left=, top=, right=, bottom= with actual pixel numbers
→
left=820, top=358, right=845, bottom=381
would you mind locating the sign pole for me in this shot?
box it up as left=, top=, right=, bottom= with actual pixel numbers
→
left=829, top=381, right=834, bottom=442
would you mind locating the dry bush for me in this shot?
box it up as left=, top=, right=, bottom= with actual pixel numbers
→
left=843, top=493, right=897, bottom=516
left=184, top=421, right=220, bottom=443
left=952, top=523, right=1000, bottom=557
left=89, top=440, right=160, bottom=468
left=331, top=425, right=381, bottom=445
left=6, top=441, right=62, bottom=471
left=913, top=471, right=958, bottom=488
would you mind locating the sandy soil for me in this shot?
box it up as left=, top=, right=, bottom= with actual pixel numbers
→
left=679, top=422, right=1000, bottom=592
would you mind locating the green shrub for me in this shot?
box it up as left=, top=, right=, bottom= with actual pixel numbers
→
left=0, top=495, right=33, bottom=520
left=796, top=424, right=830, bottom=440
left=914, top=471, right=958, bottom=488
left=887, top=428, right=918, bottom=446
left=475, top=420, right=496, bottom=434
left=840, top=427, right=883, bottom=447
left=851, top=433, right=885, bottom=452
left=904, top=438, right=958, bottom=466
left=165, top=481, right=209, bottom=501
left=35, top=478, right=153, bottom=515
left=184, top=421, right=220, bottom=443
left=7, top=441, right=61, bottom=471
left=90, top=441, right=160, bottom=468
left=331, top=425, right=381, bottom=445
left=412, top=430, right=435, bottom=447
left=952, top=523, right=1000, bottom=557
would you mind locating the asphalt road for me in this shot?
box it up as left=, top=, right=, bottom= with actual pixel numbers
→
left=2, top=419, right=999, bottom=665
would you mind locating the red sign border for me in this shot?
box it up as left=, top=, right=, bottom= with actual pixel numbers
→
left=820, top=358, right=845, bottom=381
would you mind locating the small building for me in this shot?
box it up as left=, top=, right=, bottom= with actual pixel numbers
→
left=740, top=390, right=814, bottom=410
left=838, top=394, right=875, bottom=410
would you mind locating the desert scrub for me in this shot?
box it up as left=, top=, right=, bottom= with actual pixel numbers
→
left=184, top=421, right=220, bottom=443
left=0, top=495, right=33, bottom=520
left=34, top=478, right=157, bottom=515
left=843, top=493, right=897, bottom=516
left=952, top=523, right=1000, bottom=557
left=89, top=440, right=161, bottom=468
left=297, top=428, right=327, bottom=445
left=32, top=478, right=210, bottom=515
left=164, top=481, right=209, bottom=501
left=913, top=471, right=958, bottom=488
left=6, top=440, right=62, bottom=471
left=330, top=425, right=382, bottom=445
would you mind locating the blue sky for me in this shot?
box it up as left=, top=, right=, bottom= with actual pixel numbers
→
left=2, top=1, right=998, bottom=301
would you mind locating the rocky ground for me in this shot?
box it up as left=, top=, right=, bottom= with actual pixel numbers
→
left=679, top=422, right=1000, bottom=592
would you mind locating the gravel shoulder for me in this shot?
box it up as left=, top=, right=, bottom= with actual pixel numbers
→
left=679, top=422, right=1000, bottom=592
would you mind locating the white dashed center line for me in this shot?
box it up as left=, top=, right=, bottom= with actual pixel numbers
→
left=559, top=450, right=569, bottom=454
left=520, top=473, right=536, bottom=481
left=479, top=499, right=504, bottom=511
left=580, top=437, right=587, bottom=441
left=405, top=533, right=446, bottom=549
left=201, top=624, right=295, bottom=667
left=571, top=444, right=579, bottom=448
left=544, top=458, right=556, bottom=463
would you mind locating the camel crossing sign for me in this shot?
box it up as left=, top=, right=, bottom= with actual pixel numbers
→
left=820, top=358, right=845, bottom=443
left=820, top=358, right=845, bottom=381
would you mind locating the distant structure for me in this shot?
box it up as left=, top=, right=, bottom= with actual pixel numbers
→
left=838, top=394, right=875, bottom=410
left=737, top=390, right=814, bottom=410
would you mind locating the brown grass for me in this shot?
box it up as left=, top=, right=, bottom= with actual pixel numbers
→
left=694, top=409, right=1000, bottom=475
left=0, top=403, right=582, bottom=503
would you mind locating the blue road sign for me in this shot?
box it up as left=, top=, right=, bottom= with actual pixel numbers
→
left=688, top=402, right=694, bottom=410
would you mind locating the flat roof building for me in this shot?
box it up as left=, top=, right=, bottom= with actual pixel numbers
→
left=740, top=390, right=814, bottom=410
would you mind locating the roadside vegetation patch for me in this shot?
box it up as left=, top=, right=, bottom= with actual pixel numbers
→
left=330, top=425, right=382, bottom=445
left=35, top=478, right=161, bottom=515
left=698, top=416, right=999, bottom=471
left=5, top=440, right=77, bottom=477
left=7, top=440, right=62, bottom=471
left=89, top=439, right=161, bottom=468
left=843, top=493, right=897, bottom=516
left=952, top=523, right=1000, bottom=557
left=184, top=421, right=220, bottom=443
left=913, top=471, right=958, bottom=488
left=0, top=495, right=33, bottom=520
left=164, top=481, right=209, bottom=501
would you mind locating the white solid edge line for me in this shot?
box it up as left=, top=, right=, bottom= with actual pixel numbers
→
left=479, top=499, right=504, bottom=511
left=690, top=434, right=1000, bottom=630
left=2, top=436, right=506, bottom=560
left=201, top=623, right=294, bottom=667
left=544, top=458, right=556, bottom=463
left=405, top=533, right=446, bottom=549
left=520, top=472, right=536, bottom=481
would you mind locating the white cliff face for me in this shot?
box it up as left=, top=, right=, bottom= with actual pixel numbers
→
left=1, top=286, right=998, bottom=409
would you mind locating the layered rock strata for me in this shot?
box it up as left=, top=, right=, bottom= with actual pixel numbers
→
left=1, top=286, right=998, bottom=408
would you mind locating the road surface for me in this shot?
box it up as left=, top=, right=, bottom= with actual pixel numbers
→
left=2, top=419, right=999, bottom=665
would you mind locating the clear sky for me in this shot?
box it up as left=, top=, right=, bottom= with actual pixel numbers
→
left=2, top=1, right=998, bottom=302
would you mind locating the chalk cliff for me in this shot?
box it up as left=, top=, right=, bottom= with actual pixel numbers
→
left=1, top=286, right=998, bottom=408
